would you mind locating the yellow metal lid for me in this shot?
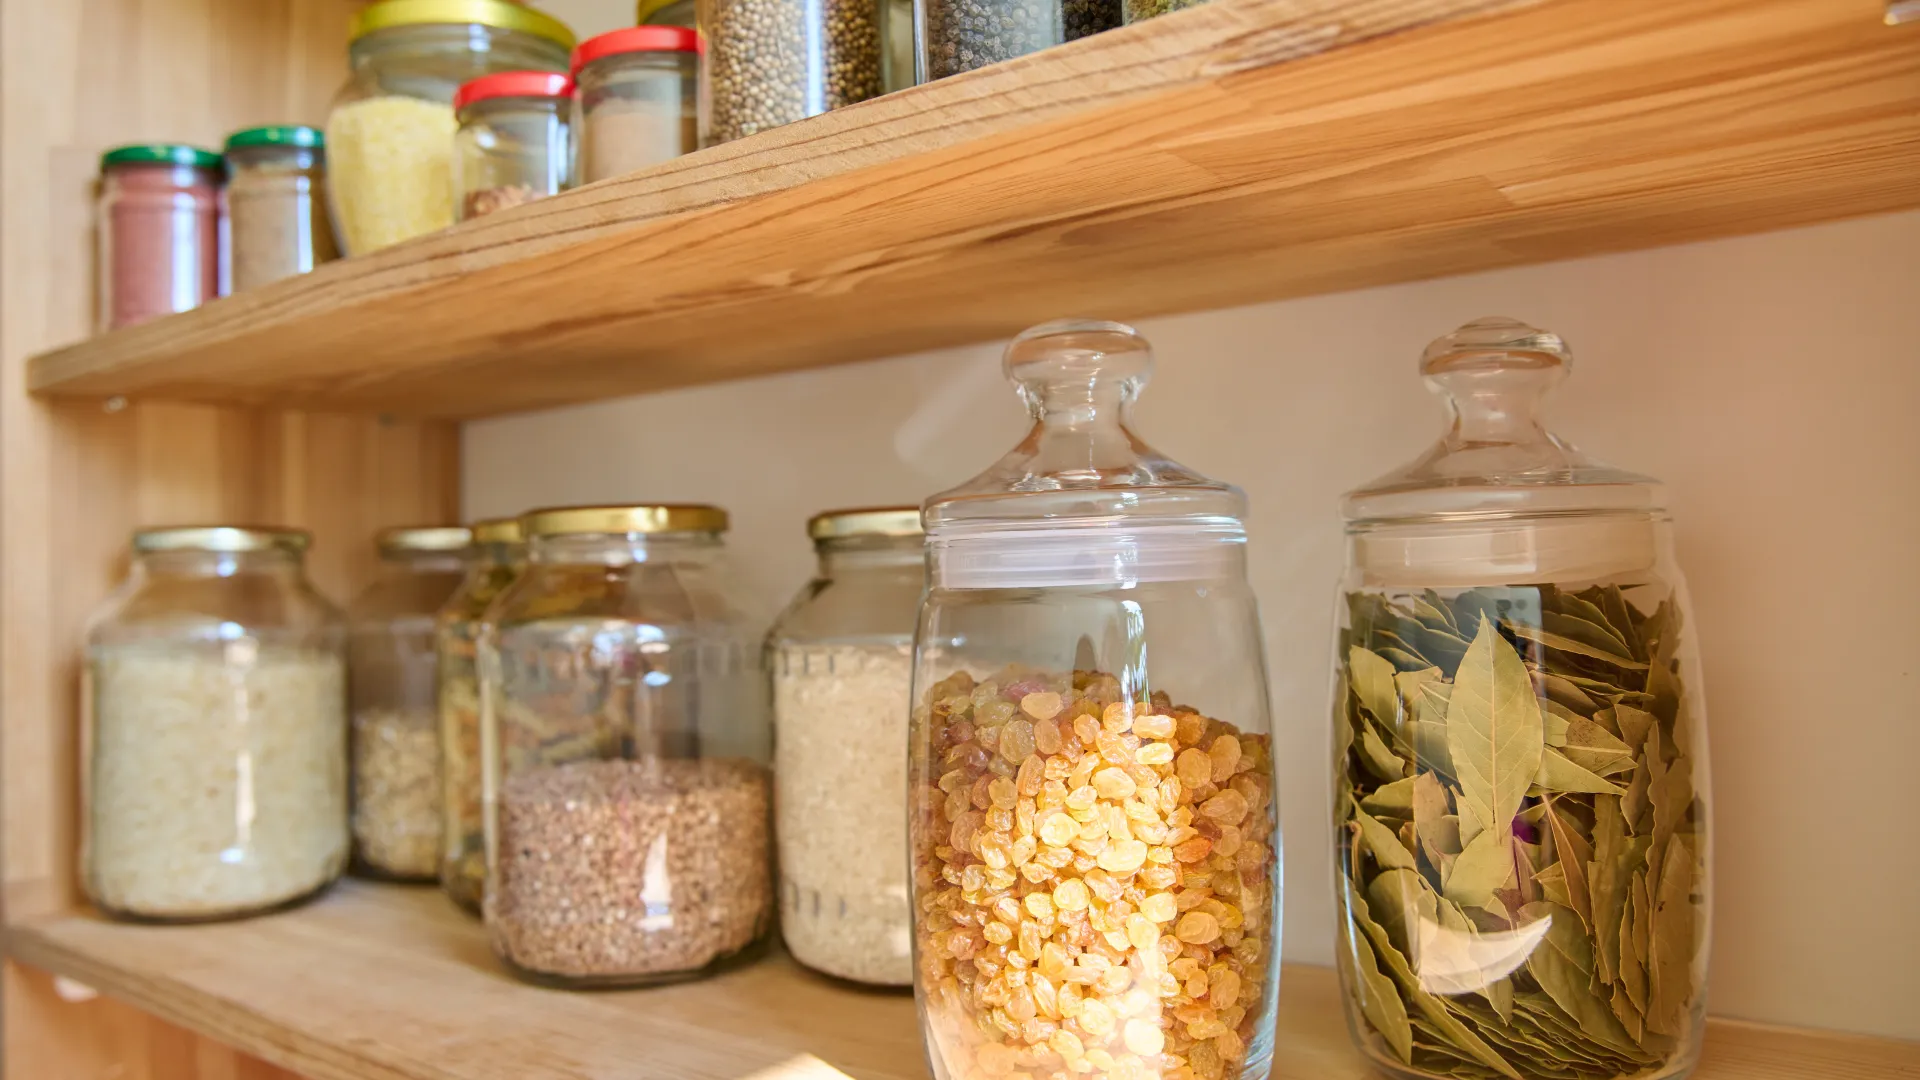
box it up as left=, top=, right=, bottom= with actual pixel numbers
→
left=807, top=506, right=923, bottom=541
left=376, top=526, right=472, bottom=553
left=351, top=0, right=576, bottom=49
left=133, top=526, right=310, bottom=554
left=522, top=504, right=728, bottom=537
left=470, top=517, right=524, bottom=544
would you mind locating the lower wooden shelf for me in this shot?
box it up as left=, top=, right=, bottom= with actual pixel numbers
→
left=3, top=882, right=1913, bottom=1080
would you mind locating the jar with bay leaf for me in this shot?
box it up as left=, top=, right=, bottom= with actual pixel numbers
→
left=1329, top=318, right=1711, bottom=1080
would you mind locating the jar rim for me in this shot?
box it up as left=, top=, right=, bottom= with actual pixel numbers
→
left=132, top=526, right=309, bottom=554
left=808, top=506, right=922, bottom=541
left=350, top=0, right=576, bottom=49
left=101, top=144, right=221, bottom=171
left=376, top=525, right=472, bottom=553
left=224, top=125, right=323, bottom=152
left=522, top=504, right=727, bottom=537
left=571, top=26, right=702, bottom=75
left=454, top=70, right=574, bottom=111
left=470, top=516, right=523, bottom=544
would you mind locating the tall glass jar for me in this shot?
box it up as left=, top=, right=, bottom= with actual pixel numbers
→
left=1330, top=318, right=1711, bottom=1080
left=83, top=527, right=347, bottom=922
left=573, top=28, right=700, bottom=184
left=223, top=126, right=339, bottom=292
left=916, top=0, right=1119, bottom=80
left=438, top=516, right=525, bottom=914
left=347, top=526, right=470, bottom=882
left=768, top=507, right=923, bottom=986
left=700, top=0, right=881, bottom=143
left=910, top=322, right=1281, bottom=1080
left=96, top=144, right=222, bottom=331
left=481, top=505, right=773, bottom=987
left=453, top=72, right=574, bottom=219
left=325, top=0, right=573, bottom=254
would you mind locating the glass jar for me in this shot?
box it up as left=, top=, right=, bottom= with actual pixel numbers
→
left=453, top=72, right=574, bottom=219
left=910, top=321, right=1281, bottom=1080
left=481, top=504, right=772, bottom=987
left=438, top=516, right=526, bottom=914
left=83, top=527, right=347, bottom=922
left=916, top=0, right=1118, bottom=80
left=767, top=507, right=923, bottom=986
left=700, top=0, right=881, bottom=144
left=1330, top=318, right=1711, bottom=1080
left=96, top=144, right=222, bottom=331
left=883, top=0, right=915, bottom=91
left=347, top=526, right=470, bottom=881
left=573, top=28, right=700, bottom=184
left=223, top=126, right=339, bottom=292
left=325, top=0, right=574, bottom=254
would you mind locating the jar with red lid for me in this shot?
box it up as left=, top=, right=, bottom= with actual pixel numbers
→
left=453, top=71, right=575, bottom=219
left=96, top=144, right=222, bottom=332
left=572, top=28, right=700, bottom=184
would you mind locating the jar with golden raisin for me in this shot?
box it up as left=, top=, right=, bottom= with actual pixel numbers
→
left=909, top=320, right=1282, bottom=1080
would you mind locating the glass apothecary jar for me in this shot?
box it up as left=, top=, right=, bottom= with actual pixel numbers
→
left=83, top=527, right=347, bottom=922
left=910, top=321, right=1282, bottom=1080
left=454, top=72, right=574, bottom=219
left=347, top=526, right=470, bottom=881
left=916, top=0, right=1118, bottom=80
left=224, top=125, right=339, bottom=292
left=1330, top=318, right=1712, bottom=1080
left=768, top=507, right=923, bottom=986
left=326, top=0, right=573, bottom=254
left=481, top=504, right=772, bottom=987
left=701, top=0, right=880, bottom=144
left=97, top=144, right=221, bottom=331
left=573, top=28, right=700, bottom=184
left=438, top=516, right=525, bottom=914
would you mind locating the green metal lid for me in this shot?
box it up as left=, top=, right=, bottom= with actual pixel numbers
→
left=100, top=144, right=222, bottom=170
left=224, top=125, right=324, bottom=152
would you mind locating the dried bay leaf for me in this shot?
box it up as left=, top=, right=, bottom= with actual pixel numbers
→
left=1542, top=610, right=1633, bottom=661
left=1534, top=671, right=1600, bottom=717
left=1397, top=665, right=1446, bottom=710
left=1445, top=828, right=1515, bottom=908
left=1505, top=620, right=1649, bottom=671
left=1533, top=746, right=1629, bottom=796
left=1414, top=773, right=1462, bottom=867
left=1646, top=840, right=1698, bottom=1038
left=1381, top=646, right=1431, bottom=671
left=1535, top=863, right=1574, bottom=910
left=1520, top=902, right=1645, bottom=1055
left=1420, top=590, right=1462, bottom=633
left=1344, top=907, right=1416, bottom=1063
left=1593, top=585, right=1645, bottom=661
left=1543, top=799, right=1595, bottom=932
left=1624, top=870, right=1650, bottom=1012
left=1360, top=725, right=1408, bottom=783
left=1358, top=808, right=1421, bottom=872
left=1446, top=622, right=1545, bottom=837
left=1352, top=646, right=1404, bottom=726
left=1362, top=775, right=1417, bottom=818
left=1559, top=717, right=1636, bottom=777
left=1609, top=982, right=1645, bottom=1044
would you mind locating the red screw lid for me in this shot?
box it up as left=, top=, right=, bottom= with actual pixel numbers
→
left=571, top=26, right=702, bottom=75
left=453, top=70, right=574, bottom=112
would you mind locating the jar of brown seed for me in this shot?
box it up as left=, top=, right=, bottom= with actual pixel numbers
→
left=698, top=0, right=883, bottom=144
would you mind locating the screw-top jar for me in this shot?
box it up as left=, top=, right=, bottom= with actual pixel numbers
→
left=767, top=507, right=924, bottom=985
left=453, top=71, right=574, bottom=219
left=325, top=0, right=574, bottom=253
left=1330, top=318, right=1712, bottom=1080
left=97, top=144, right=222, bottom=331
left=916, top=0, right=1119, bottom=80
left=223, top=126, right=339, bottom=292
left=84, top=527, right=347, bottom=922
left=572, top=28, right=701, bottom=184
left=482, top=504, right=772, bottom=987
left=910, top=321, right=1282, bottom=1080
left=700, top=0, right=881, bottom=144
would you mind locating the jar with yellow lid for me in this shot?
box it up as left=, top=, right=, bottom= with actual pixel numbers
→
left=480, top=504, right=771, bottom=987
left=325, top=0, right=574, bottom=254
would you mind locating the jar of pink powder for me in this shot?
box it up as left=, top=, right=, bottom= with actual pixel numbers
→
left=96, top=144, right=222, bottom=332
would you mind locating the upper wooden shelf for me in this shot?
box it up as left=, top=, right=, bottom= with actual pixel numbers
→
left=7, top=882, right=1915, bottom=1080
left=25, top=0, right=1920, bottom=420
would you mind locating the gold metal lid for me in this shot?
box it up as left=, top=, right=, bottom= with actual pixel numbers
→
left=470, top=517, right=524, bottom=544
left=521, top=504, right=728, bottom=537
left=808, top=506, right=923, bottom=541
left=133, top=526, right=310, bottom=554
left=350, top=0, right=576, bottom=49
left=376, top=526, right=472, bottom=553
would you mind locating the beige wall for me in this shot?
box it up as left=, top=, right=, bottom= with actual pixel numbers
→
left=466, top=210, right=1920, bottom=1039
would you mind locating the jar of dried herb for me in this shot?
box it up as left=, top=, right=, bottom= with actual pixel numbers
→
left=1330, top=318, right=1712, bottom=1080
left=453, top=71, right=574, bottom=219
left=223, top=125, right=339, bottom=292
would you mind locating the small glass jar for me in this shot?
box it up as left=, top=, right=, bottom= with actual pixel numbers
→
left=701, top=0, right=881, bottom=144
left=96, top=144, right=221, bottom=331
left=910, top=322, right=1282, bottom=1080
left=916, top=0, right=1119, bottom=80
left=326, top=0, right=574, bottom=253
left=83, top=527, right=347, bottom=922
left=223, top=126, right=339, bottom=292
left=637, top=0, right=697, bottom=26
left=453, top=72, right=574, bottom=219
left=437, top=517, right=526, bottom=914
left=767, top=507, right=923, bottom=986
left=572, top=28, right=700, bottom=184
left=481, top=504, right=772, bottom=987
left=1331, top=318, right=1712, bottom=1080
left=347, top=526, right=471, bottom=881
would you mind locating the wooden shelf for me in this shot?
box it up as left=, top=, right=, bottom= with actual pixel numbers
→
left=5, top=882, right=1915, bottom=1080
left=22, top=0, right=1919, bottom=420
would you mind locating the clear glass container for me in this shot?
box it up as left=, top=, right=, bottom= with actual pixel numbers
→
left=768, top=507, right=924, bottom=986
left=438, top=516, right=525, bottom=915
left=223, top=126, right=339, bottom=292
left=347, top=526, right=471, bottom=881
left=83, top=527, right=347, bottom=922
left=481, top=504, right=773, bottom=987
left=453, top=72, right=574, bottom=219
left=700, top=0, right=881, bottom=144
left=637, top=0, right=697, bottom=26
left=1330, top=318, right=1712, bottom=1080
left=573, top=28, right=700, bottom=184
left=325, top=0, right=574, bottom=254
left=916, top=0, right=1118, bottom=80
left=96, top=144, right=222, bottom=331
left=910, top=321, right=1282, bottom=1080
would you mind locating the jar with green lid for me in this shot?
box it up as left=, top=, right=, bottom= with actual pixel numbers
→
left=97, top=144, right=221, bottom=331
left=325, top=0, right=575, bottom=254
left=637, top=0, right=696, bottom=26
left=224, top=126, right=339, bottom=292
left=437, top=516, right=525, bottom=915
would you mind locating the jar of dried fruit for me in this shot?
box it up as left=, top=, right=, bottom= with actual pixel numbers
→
left=347, top=526, right=471, bottom=882
left=453, top=71, right=574, bottom=219
left=910, top=321, right=1281, bottom=1080
left=480, top=504, right=772, bottom=987
left=767, top=507, right=924, bottom=986
left=1330, top=318, right=1712, bottom=1080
